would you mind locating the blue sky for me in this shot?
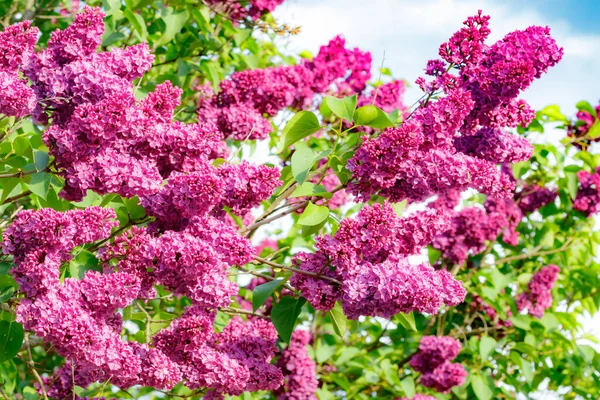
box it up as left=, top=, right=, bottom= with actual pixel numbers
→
left=273, top=0, right=600, bottom=115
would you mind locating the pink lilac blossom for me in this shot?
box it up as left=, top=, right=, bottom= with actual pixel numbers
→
left=516, top=264, right=560, bottom=318
left=153, top=305, right=283, bottom=396
left=275, top=330, right=318, bottom=400
left=397, top=396, right=438, bottom=400
left=515, top=183, right=557, bottom=213
left=4, top=208, right=182, bottom=395
left=432, top=197, right=522, bottom=265
left=472, top=295, right=513, bottom=328
left=567, top=104, right=600, bottom=149
left=357, top=80, right=406, bottom=114
left=410, top=336, right=467, bottom=393
left=0, top=20, right=39, bottom=70
left=292, top=203, right=466, bottom=317
left=204, top=0, right=285, bottom=22
left=573, top=168, right=600, bottom=216
left=197, top=35, right=372, bottom=140
left=454, top=127, right=534, bottom=164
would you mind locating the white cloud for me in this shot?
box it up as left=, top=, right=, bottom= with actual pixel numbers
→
left=274, top=0, right=600, bottom=113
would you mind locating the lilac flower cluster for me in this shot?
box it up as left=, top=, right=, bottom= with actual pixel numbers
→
left=357, top=80, right=406, bottom=114
left=567, top=103, right=600, bottom=149
left=515, top=183, right=557, bottom=213
left=204, top=0, right=285, bottom=22
left=348, top=12, right=561, bottom=203
left=432, top=197, right=523, bottom=265
left=516, top=265, right=560, bottom=318
left=397, top=396, right=437, bottom=400
left=410, top=336, right=467, bottom=393
left=0, top=8, right=237, bottom=201
left=154, top=307, right=283, bottom=397
left=292, top=203, right=466, bottom=318
left=197, top=35, right=372, bottom=140
left=0, top=21, right=38, bottom=117
left=275, top=330, right=318, bottom=400
left=573, top=168, right=600, bottom=216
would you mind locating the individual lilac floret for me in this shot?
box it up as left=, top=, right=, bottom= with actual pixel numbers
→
left=516, top=264, right=560, bottom=318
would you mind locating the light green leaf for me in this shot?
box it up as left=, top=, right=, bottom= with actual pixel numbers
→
left=395, top=312, right=417, bottom=331
left=578, top=344, right=596, bottom=363
left=328, top=302, right=347, bottom=337
left=298, top=202, right=329, bottom=226
left=392, top=200, right=407, bottom=216
left=471, top=373, right=493, bottom=400
left=565, top=171, right=579, bottom=200
left=124, top=9, right=147, bottom=40
left=0, top=275, right=18, bottom=303
left=400, top=376, right=415, bottom=398
left=520, top=356, right=534, bottom=383
left=271, top=296, right=306, bottom=343
left=510, top=315, right=531, bottom=331
left=353, top=105, right=395, bottom=129
left=0, top=320, right=24, bottom=362
left=576, top=100, right=597, bottom=118
left=280, top=111, right=321, bottom=152
left=290, top=182, right=332, bottom=199
left=156, top=8, right=189, bottom=46
left=479, top=336, right=497, bottom=360
left=322, top=95, right=357, bottom=121
left=290, top=143, right=330, bottom=184
left=587, top=122, right=600, bottom=139
left=252, top=279, right=284, bottom=312
left=539, top=104, right=568, bottom=122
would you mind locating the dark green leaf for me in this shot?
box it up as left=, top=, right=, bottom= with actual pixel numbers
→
left=33, top=150, right=49, bottom=172
left=271, top=296, right=306, bottom=343
left=27, top=172, right=51, bottom=200
left=0, top=320, right=24, bottom=362
left=252, top=279, right=284, bottom=312
left=0, top=276, right=17, bottom=303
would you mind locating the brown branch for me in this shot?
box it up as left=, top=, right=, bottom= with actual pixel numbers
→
left=242, top=201, right=309, bottom=235
left=1, top=190, right=32, bottom=205
left=220, top=306, right=269, bottom=319
left=494, top=238, right=574, bottom=266
left=237, top=265, right=296, bottom=293
left=24, top=334, right=48, bottom=400
left=254, top=255, right=342, bottom=285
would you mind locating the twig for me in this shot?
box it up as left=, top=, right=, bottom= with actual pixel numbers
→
left=25, top=334, right=48, bottom=400
left=254, top=255, right=342, bottom=285
left=220, top=306, right=269, bottom=319
left=136, top=301, right=153, bottom=343
left=494, top=238, right=574, bottom=266
left=242, top=201, right=309, bottom=235
left=237, top=265, right=296, bottom=292
left=1, top=190, right=32, bottom=205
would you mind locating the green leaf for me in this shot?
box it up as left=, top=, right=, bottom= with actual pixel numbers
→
left=290, top=182, right=332, bottom=199
left=540, top=313, right=559, bottom=331
left=103, top=0, right=123, bottom=18
left=394, top=312, right=417, bottom=331
left=33, top=150, right=49, bottom=172
left=400, top=376, right=415, bottom=398
left=279, top=111, right=321, bottom=151
left=392, top=200, right=407, bottom=216
left=538, top=105, right=568, bottom=122
left=124, top=9, right=147, bottom=40
left=298, top=202, right=329, bottom=226
left=12, top=136, right=31, bottom=158
left=479, top=336, right=497, bottom=360
left=0, top=276, right=17, bottom=303
left=322, top=95, right=357, bottom=121
left=427, top=247, right=441, bottom=265
left=27, top=172, right=51, bottom=200
left=328, top=302, right=347, bottom=337
left=471, top=373, right=493, bottom=400
left=353, top=105, right=395, bottom=129
left=271, top=296, right=306, bottom=343
left=156, top=8, right=189, bottom=47
left=578, top=344, right=596, bottom=363
left=587, top=122, right=600, bottom=139
left=0, top=320, right=24, bottom=362
left=252, top=279, right=284, bottom=312
left=290, top=143, right=330, bottom=184
left=565, top=171, right=579, bottom=200
left=520, top=356, right=534, bottom=383
left=510, top=314, right=531, bottom=330
left=69, top=250, right=101, bottom=280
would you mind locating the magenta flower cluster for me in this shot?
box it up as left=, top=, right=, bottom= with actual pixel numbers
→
left=573, top=168, right=600, bottom=216
left=515, top=183, right=557, bottom=213
left=275, top=330, right=319, bottom=400
left=204, top=0, right=285, bottom=22
left=410, top=336, right=467, bottom=393
left=197, top=35, right=373, bottom=140
left=432, top=197, right=523, bottom=265
left=292, top=203, right=466, bottom=319
left=348, top=11, right=560, bottom=203
left=0, top=21, right=38, bottom=117
left=567, top=103, right=600, bottom=149
left=516, top=265, right=560, bottom=318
